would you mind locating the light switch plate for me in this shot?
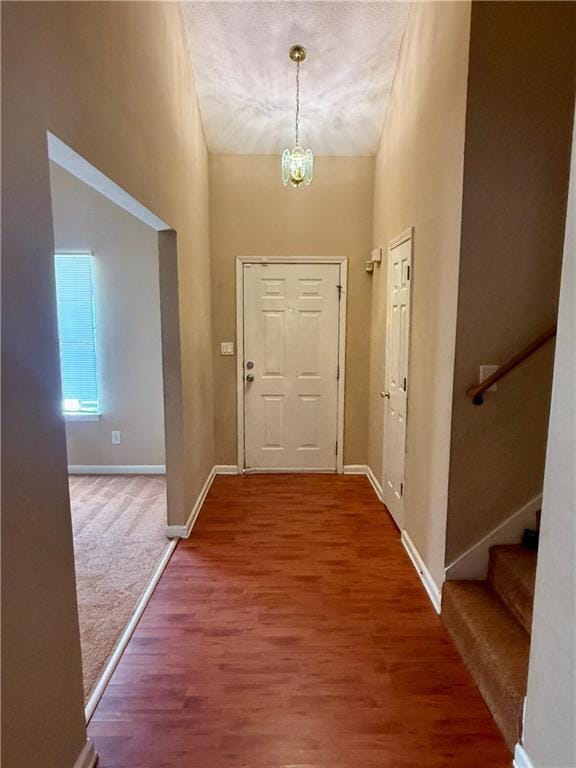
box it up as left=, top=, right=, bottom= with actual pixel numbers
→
left=220, top=341, right=235, bottom=356
left=479, top=365, right=499, bottom=392
left=111, top=430, right=121, bottom=444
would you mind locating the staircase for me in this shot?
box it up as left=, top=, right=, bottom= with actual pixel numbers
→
left=442, top=545, right=537, bottom=751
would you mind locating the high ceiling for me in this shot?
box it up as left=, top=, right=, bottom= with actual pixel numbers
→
left=181, top=2, right=410, bottom=157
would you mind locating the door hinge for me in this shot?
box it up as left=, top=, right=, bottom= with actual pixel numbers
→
left=403, top=377, right=407, bottom=391
left=336, top=364, right=340, bottom=380
left=337, top=284, right=343, bottom=299
left=407, top=265, right=411, bottom=281
left=335, top=440, right=339, bottom=455
left=400, top=482, right=404, bottom=497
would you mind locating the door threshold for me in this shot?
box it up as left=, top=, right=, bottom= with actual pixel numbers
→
left=242, top=467, right=337, bottom=474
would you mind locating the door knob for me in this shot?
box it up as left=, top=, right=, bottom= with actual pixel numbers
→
left=380, top=391, right=390, bottom=399
left=246, top=373, right=255, bottom=383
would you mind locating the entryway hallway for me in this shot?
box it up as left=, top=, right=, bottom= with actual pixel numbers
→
left=89, top=474, right=509, bottom=767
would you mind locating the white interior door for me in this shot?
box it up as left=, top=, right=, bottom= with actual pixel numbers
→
left=243, top=261, right=341, bottom=471
left=382, top=232, right=412, bottom=528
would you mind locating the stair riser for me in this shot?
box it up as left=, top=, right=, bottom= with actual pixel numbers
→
left=441, top=582, right=530, bottom=753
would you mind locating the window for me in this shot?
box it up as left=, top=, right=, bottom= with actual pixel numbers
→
left=54, top=253, right=100, bottom=415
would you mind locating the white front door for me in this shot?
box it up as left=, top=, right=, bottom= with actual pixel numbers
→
left=242, top=261, right=342, bottom=471
left=382, top=231, right=412, bottom=528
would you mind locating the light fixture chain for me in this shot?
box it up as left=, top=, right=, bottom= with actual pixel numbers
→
left=295, top=59, right=300, bottom=146
left=282, top=45, right=313, bottom=188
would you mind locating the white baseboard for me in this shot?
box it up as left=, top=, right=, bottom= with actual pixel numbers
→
left=445, top=493, right=542, bottom=580
left=165, top=466, right=216, bottom=538
left=164, top=465, right=239, bottom=538
left=513, top=743, right=535, bottom=768
left=366, top=465, right=384, bottom=502
left=401, top=530, right=442, bottom=613
left=73, top=738, right=97, bottom=768
left=68, top=464, right=166, bottom=475
left=343, top=464, right=385, bottom=502
left=345, top=467, right=440, bottom=613
left=84, top=538, right=177, bottom=721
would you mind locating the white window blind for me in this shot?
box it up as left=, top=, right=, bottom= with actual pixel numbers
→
left=54, top=253, right=100, bottom=415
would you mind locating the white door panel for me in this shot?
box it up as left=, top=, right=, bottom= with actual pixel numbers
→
left=382, top=235, right=412, bottom=528
left=243, top=262, right=341, bottom=470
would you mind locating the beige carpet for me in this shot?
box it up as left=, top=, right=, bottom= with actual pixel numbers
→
left=69, top=474, right=170, bottom=701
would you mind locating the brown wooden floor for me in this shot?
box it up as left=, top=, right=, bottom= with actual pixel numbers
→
left=89, top=474, right=510, bottom=767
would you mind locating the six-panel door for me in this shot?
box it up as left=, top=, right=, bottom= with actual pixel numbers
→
left=382, top=236, right=412, bottom=528
left=243, top=262, right=341, bottom=470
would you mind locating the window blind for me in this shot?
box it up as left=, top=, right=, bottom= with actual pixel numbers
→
left=54, top=254, right=100, bottom=414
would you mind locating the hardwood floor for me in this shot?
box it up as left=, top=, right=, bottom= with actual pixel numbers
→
left=88, top=474, right=510, bottom=767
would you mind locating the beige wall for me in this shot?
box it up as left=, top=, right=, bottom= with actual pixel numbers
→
left=368, top=1, right=472, bottom=588
left=209, top=154, right=374, bottom=466
left=445, top=2, right=576, bottom=563
left=2, top=3, right=213, bottom=766
left=523, top=107, right=576, bottom=768
left=50, top=161, right=166, bottom=467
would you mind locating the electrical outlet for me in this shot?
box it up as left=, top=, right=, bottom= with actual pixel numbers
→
left=111, top=430, right=121, bottom=445
left=220, top=341, right=235, bottom=356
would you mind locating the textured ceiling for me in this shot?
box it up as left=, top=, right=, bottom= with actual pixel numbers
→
left=181, top=2, right=410, bottom=156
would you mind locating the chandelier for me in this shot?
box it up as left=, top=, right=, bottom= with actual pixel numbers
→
left=282, top=45, right=313, bottom=188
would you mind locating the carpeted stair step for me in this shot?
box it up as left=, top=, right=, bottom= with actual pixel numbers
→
left=442, top=580, right=530, bottom=752
left=488, top=545, right=537, bottom=635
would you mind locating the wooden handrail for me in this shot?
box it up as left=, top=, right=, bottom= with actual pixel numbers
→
left=467, top=325, right=557, bottom=405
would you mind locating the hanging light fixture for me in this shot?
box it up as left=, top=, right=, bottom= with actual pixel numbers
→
left=282, top=45, right=313, bottom=188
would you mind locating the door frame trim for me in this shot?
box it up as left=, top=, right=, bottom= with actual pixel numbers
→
left=235, top=256, right=348, bottom=474
left=382, top=228, right=414, bottom=528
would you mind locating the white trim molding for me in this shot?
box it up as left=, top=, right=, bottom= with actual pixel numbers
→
left=68, top=465, right=166, bottom=475
left=73, top=739, right=98, bottom=768
left=343, top=464, right=384, bottom=502
left=85, top=539, right=177, bottom=721
left=64, top=413, right=101, bottom=422
left=366, top=465, right=384, bottom=502
left=513, top=743, right=535, bottom=768
left=445, top=493, right=542, bottom=580
left=165, top=465, right=239, bottom=538
left=401, top=530, right=442, bottom=613
left=165, top=466, right=216, bottom=538
left=343, top=464, right=367, bottom=474
left=346, top=465, right=443, bottom=615
left=236, top=257, right=348, bottom=475
left=388, top=226, right=415, bottom=251
left=214, top=464, right=239, bottom=475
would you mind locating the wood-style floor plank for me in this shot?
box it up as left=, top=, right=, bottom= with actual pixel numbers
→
left=89, top=474, right=509, bottom=767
